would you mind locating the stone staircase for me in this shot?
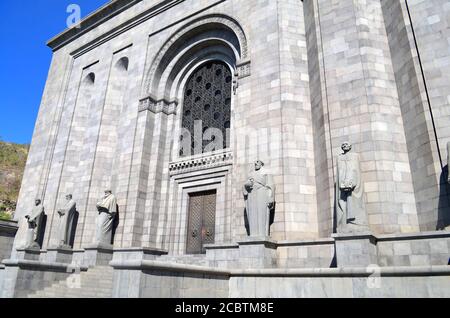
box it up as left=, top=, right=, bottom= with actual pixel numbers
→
left=28, top=266, right=114, bottom=298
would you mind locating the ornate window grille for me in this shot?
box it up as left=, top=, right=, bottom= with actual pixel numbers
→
left=180, top=61, right=232, bottom=157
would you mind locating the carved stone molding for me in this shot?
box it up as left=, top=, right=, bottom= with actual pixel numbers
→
left=169, top=151, right=233, bottom=176
left=138, top=95, right=178, bottom=115
left=237, top=59, right=251, bottom=79
left=144, top=14, right=249, bottom=95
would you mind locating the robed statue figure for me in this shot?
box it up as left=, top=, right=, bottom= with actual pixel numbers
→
left=335, top=142, right=369, bottom=233
left=243, top=160, right=275, bottom=237
left=95, top=190, right=117, bottom=245
left=25, top=199, right=45, bottom=249
left=57, top=194, right=76, bottom=248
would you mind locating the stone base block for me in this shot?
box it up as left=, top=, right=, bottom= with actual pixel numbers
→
left=45, top=246, right=73, bottom=264
left=112, top=247, right=168, bottom=263
left=83, top=243, right=114, bottom=267
left=237, top=237, right=277, bottom=269
left=15, top=248, right=41, bottom=261
left=333, top=232, right=377, bottom=267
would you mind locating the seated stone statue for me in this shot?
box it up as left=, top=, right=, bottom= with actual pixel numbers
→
left=243, top=160, right=275, bottom=237
left=57, top=194, right=76, bottom=248
left=25, top=199, right=45, bottom=249
left=335, top=142, right=369, bottom=233
left=95, top=190, right=117, bottom=245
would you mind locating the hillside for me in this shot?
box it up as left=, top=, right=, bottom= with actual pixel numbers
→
left=0, top=140, right=29, bottom=220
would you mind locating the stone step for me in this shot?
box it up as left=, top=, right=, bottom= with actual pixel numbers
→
left=27, top=265, right=114, bottom=298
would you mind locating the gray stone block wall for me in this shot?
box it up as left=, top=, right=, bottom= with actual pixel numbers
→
left=113, top=267, right=229, bottom=298
left=311, top=0, right=419, bottom=234
left=404, top=0, right=450, bottom=230
left=277, top=242, right=335, bottom=268
left=381, top=0, right=444, bottom=232
left=229, top=275, right=450, bottom=298
left=377, top=232, right=450, bottom=266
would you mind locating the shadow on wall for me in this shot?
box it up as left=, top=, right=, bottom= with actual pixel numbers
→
left=333, top=184, right=338, bottom=234
left=111, top=204, right=120, bottom=245
left=37, top=214, right=47, bottom=249
left=437, top=166, right=450, bottom=230
left=68, top=211, right=79, bottom=248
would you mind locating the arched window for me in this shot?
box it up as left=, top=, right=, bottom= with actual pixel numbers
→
left=180, top=61, right=232, bottom=157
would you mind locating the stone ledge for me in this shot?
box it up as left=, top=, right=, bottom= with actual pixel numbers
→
left=110, top=259, right=230, bottom=276
left=204, top=243, right=239, bottom=250
left=376, top=230, right=450, bottom=242
left=84, top=243, right=114, bottom=253
left=16, top=248, right=41, bottom=255
left=0, top=219, right=18, bottom=230
left=233, top=265, right=450, bottom=277
left=237, top=237, right=278, bottom=249
left=0, top=264, right=5, bottom=270
left=332, top=232, right=376, bottom=241
left=2, top=259, right=88, bottom=272
left=46, top=246, right=74, bottom=253
left=113, top=247, right=168, bottom=255
left=109, top=259, right=450, bottom=278
left=277, top=238, right=335, bottom=246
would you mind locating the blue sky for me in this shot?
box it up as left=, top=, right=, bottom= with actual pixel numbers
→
left=0, top=0, right=108, bottom=144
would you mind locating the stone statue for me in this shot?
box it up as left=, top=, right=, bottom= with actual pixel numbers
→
left=25, top=199, right=45, bottom=249
left=335, top=142, right=369, bottom=233
left=243, top=160, right=275, bottom=237
left=57, top=194, right=76, bottom=248
left=95, top=190, right=117, bottom=245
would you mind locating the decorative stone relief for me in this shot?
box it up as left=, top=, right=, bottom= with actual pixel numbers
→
left=138, top=95, right=178, bottom=115
left=169, top=151, right=233, bottom=176
left=236, top=59, right=251, bottom=79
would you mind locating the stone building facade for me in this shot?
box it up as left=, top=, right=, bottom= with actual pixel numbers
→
left=1, top=0, right=450, bottom=298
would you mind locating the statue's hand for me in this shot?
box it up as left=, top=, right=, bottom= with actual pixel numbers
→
left=267, top=201, right=274, bottom=209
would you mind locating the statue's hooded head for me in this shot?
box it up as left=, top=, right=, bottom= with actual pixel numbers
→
left=341, top=142, right=352, bottom=153
left=65, top=194, right=73, bottom=201
left=104, top=190, right=112, bottom=197
left=254, top=160, right=264, bottom=171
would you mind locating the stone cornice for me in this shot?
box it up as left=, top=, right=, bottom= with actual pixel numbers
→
left=47, top=0, right=142, bottom=51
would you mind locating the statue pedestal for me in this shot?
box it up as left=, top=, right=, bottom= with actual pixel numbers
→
left=83, top=243, right=114, bottom=267
left=237, top=237, right=277, bottom=269
left=15, top=247, right=41, bottom=261
left=111, top=247, right=168, bottom=263
left=332, top=232, right=377, bottom=267
left=45, top=246, right=73, bottom=264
